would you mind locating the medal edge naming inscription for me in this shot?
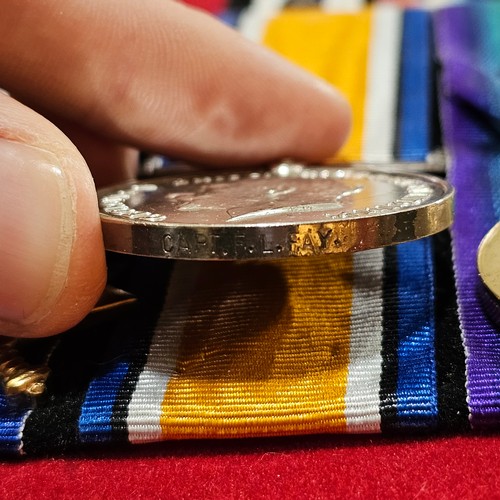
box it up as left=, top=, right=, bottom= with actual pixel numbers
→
left=98, top=164, right=454, bottom=260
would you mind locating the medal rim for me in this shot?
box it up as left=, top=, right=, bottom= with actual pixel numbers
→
left=98, top=164, right=454, bottom=260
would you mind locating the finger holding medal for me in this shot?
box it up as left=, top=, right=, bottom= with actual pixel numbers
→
left=0, top=0, right=351, bottom=338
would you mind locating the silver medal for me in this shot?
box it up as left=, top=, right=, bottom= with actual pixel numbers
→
left=98, top=162, right=454, bottom=260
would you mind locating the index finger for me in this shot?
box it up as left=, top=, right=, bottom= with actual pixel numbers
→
left=0, top=0, right=351, bottom=166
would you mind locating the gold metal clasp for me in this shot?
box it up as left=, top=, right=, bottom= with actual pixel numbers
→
left=0, top=286, right=137, bottom=398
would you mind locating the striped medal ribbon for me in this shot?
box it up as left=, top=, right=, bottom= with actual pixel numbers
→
left=1, top=1, right=491, bottom=455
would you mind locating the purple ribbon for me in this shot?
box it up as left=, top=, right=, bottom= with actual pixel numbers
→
left=434, top=3, right=500, bottom=427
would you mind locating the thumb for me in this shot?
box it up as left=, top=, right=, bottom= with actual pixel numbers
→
left=0, top=94, right=106, bottom=338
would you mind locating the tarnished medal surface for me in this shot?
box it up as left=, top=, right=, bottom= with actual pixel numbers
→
left=98, top=162, right=454, bottom=260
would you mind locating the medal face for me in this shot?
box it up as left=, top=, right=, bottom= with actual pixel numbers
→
left=477, top=222, right=500, bottom=325
left=98, top=163, right=454, bottom=260
left=478, top=222, right=500, bottom=300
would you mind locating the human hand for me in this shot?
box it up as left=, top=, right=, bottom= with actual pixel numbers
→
left=0, top=0, right=350, bottom=338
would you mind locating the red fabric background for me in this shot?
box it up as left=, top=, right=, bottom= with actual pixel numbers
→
left=182, top=0, right=227, bottom=13
left=3, top=434, right=500, bottom=498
